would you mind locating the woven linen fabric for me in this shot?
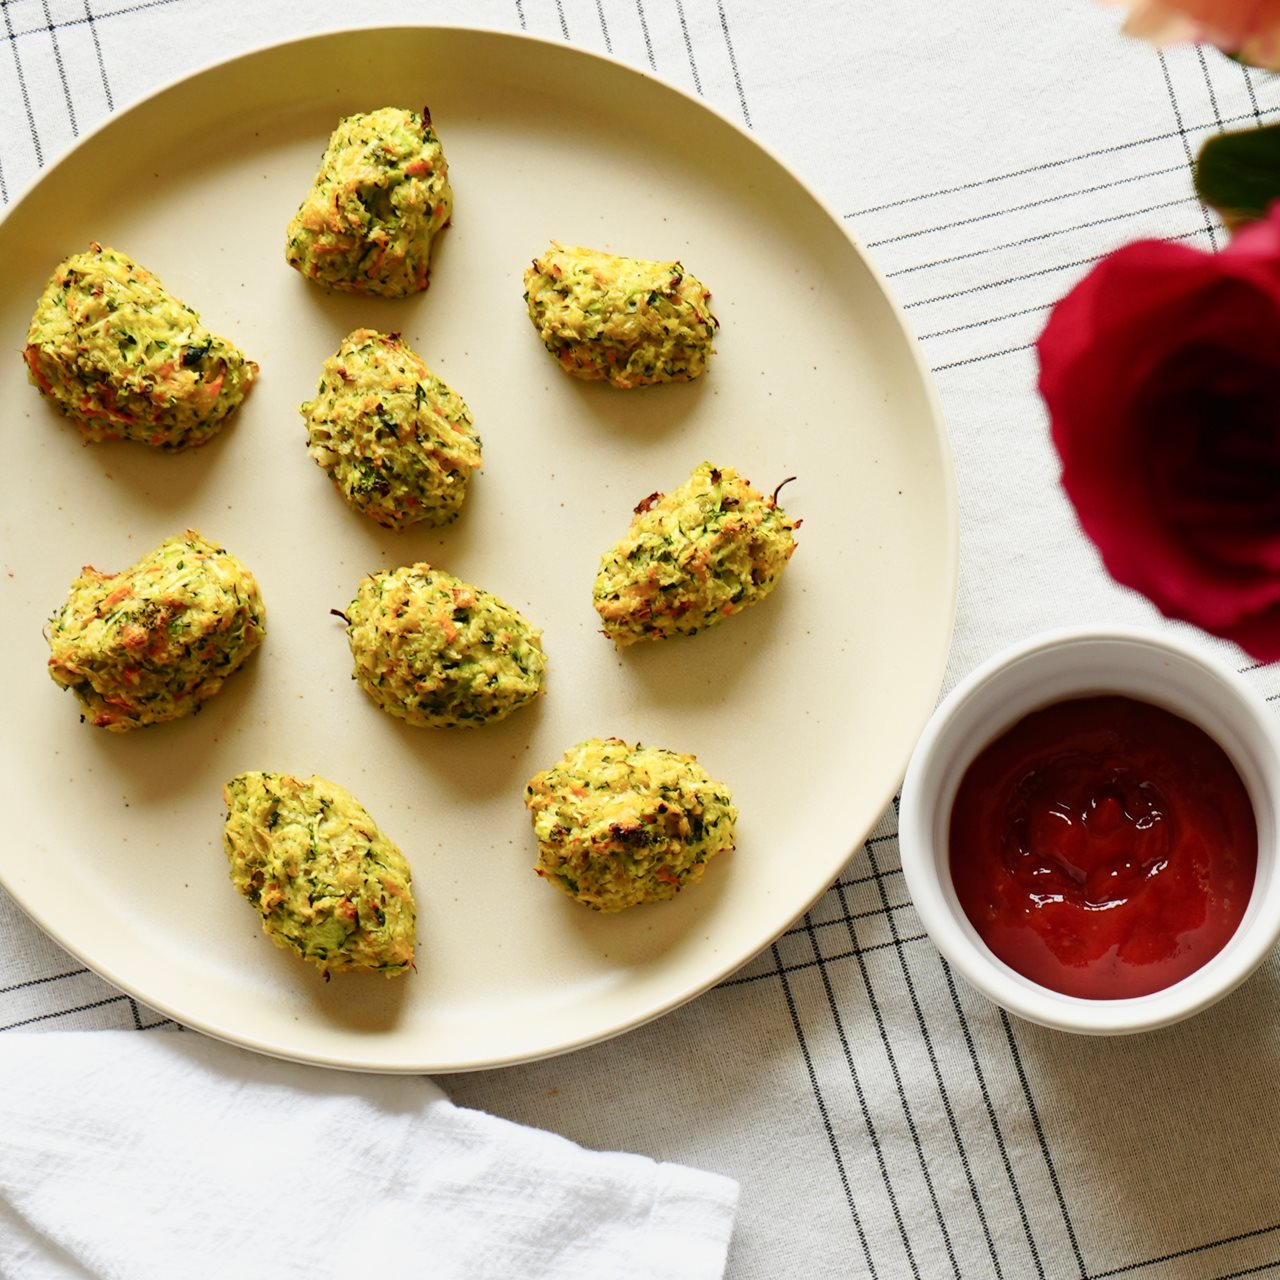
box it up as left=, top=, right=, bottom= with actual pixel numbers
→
left=5, top=2, right=1280, bottom=1278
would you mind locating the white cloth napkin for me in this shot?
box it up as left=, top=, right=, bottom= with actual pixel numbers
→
left=0, top=1031, right=737, bottom=1280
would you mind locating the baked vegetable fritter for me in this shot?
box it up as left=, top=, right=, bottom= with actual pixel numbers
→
left=301, top=328, right=481, bottom=528
left=222, top=772, right=416, bottom=979
left=24, top=243, right=258, bottom=449
left=524, top=738, right=737, bottom=912
left=46, top=530, right=266, bottom=731
left=593, top=461, right=799, bottom=644
left=523, top=243, right=717, bottom=388
left=340, top=563, right=546, bottom=728
left=285, top=106, right=452, bottom=297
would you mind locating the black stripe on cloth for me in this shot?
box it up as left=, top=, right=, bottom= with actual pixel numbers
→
left=905, top=225, right=1215, bottom=310
left=10, top=0, right=191, bottom=40
left=715, top=0, right=751, bottom=128
left=884, top=195, right=1200, bottom=280
left=673, top=0, right=703, bottom=96
left=129, top=997, right=143, bottom=1030
left=861, top=846, right=1001, bottom=1278
left=796, top=912, right=905, bottom=1279
left=840, top=865, right=903, bottom=891
left=514, top=0, right=527, bottom=31
left=843, top=901, right=948, bottom=1277
left=0, top=154, right=8, bottom=203
left=771, top=938, right=879, bottom=1278
left=717, top=932, right=931, bottom=988
left=1158, top=50, right=1219, bottom=252
left=1210, top=1264, right=1280, bottom=1280
left=800, top=918, right=885, bottom=1275
left=782, top=898, right=912, bottom=941
left=859, top=832, right=900, bottom=851
left=845, top=105, right=1280, bottom=219
left=594, top=0, right=612, bottom=53
left=0, top=966, right=90, bottom=995
left=906, top=254, right=1111, bottom=308
left=1195, top=45, right=1226, bottom=134
left=863, top=165, right=1192, bottom=248
left=634, top=0, right=657, bottom=71
left=922, top=218, right=1218, bottom=354
left=0, top=994, right=130, bottom=1032
left=83, top=0, right=114, bottom=112
left=831, top=836, right=905, bottom=893
left=1241, top=62, right=1263, bottom=125
left=1089, top=1223, right=1280, bottom=1278
left=919, top=301, right=1057, bottom=342
left=3, top=1, right=43, bottom=170
left=931, top=343, right=1036, bottom=372
left=941, top=958, right=1046, bottom=1279
left=999, top=1009, right=1088, bottom=1278
left=839, top=832, right=902, bottom=870
left=40, top=0, right=78, bottom=137
left=554, top=0, right=569, bottom=40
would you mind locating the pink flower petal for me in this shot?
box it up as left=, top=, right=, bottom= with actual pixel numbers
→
left=1105, top=0, right=1280, bottom=67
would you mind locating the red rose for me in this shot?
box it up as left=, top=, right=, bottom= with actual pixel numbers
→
left=1037, top=205, right=1280, bottom=661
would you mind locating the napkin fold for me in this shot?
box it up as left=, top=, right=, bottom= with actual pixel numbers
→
left=0, top=1031, right=738, bottom=1280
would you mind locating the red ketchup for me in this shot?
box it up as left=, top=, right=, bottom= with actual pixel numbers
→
left=948, top=695, right=1257, bottom=1000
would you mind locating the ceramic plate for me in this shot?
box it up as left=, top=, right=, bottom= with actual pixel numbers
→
left=0, top=26, right=956, bottom=1071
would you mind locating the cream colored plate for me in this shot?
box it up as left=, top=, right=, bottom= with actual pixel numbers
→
left=0, top=27, right=956, bottom=1071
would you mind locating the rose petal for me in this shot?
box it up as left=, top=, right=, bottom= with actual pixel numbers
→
left=1039, top=229, right=1280, bottom=652
left=1038, top=239, right=1226, bottom=411
left=1224, top=202, right=1280, bottom=263
left=1216, top=600, right=1280, bottom=662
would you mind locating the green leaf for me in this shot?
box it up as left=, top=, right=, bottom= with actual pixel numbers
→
left=1195, top=123, right=1280, bottom=229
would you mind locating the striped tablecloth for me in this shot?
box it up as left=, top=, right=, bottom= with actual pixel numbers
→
left=4, top=3, right=1280, bottom=1277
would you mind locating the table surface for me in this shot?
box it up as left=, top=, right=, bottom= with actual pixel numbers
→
left=4, top=3, right=1280, bottom=1278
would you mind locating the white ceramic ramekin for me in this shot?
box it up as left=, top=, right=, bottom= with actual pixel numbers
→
left=899, top=626, right=1280, bottom=1034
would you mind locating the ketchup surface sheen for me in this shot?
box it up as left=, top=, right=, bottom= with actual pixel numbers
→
left=948, top=695, right=1256, bottom=1000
